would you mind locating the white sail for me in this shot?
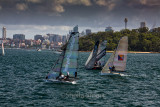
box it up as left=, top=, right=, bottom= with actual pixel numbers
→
left=101, top=50, right=116, bottom=73
left=113, top=36, right=128, bottom=71
left=2, top=43, right=5, bottom=56
left=85, top=50, right=93, bottom=66
left=101, top=36, right=128, bottom=74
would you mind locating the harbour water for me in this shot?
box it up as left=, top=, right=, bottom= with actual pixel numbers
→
left=0, top=49, right=160, bottom=106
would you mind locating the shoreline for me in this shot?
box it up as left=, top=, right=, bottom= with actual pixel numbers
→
left=4, top=48, right=160, bottom=53
left=80, top=51, right=160, bottom=53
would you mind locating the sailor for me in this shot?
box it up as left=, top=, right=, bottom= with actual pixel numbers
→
left=64, top=72, right=69, bottom=80
left=111, top=66, right=115, bottom=71
left=95, top=61, right=98, bottom=66
left=46, top=76, right=48, bottom=79
left=67, top=72, right=69, bottom=78
left=75, top=72, right=77, bottom=78
left=59, top=74, right=65, bottom=80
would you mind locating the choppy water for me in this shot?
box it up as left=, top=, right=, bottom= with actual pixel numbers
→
left=0, top=49, right=160, bottom=106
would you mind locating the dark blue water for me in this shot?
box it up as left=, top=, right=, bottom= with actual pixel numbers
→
left=0, top=49, right=160, bottom=106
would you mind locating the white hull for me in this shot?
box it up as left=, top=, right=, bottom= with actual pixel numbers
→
left=37, top=49, right=41, bottom=51
left=100, top=72, right=125, bottom=76
left=53, top=51, right=61, bottom=54
left=45, top=79, right=76, bottom=84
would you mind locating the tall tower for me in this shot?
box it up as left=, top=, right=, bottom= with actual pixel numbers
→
left=140, top=22, right=146, bottom=28
left=124, top=18, right=128, bottom=29
left=2, top=27, right=6, bottom=40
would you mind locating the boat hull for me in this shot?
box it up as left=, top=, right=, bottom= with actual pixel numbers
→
left=45, top=79, right=76, bottom=84
left=92, top=66, right=102, bottom=70
left=100, top=71, right=125, bottom=76
left=86, top=66, right=102, bottom=70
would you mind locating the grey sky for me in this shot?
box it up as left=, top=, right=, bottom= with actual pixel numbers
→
left=0, top=0, right=160, bottom=39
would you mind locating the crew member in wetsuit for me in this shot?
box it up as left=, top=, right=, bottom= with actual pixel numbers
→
left=111, top=66, right=115, bottom=71
left=75, top=72, right=77, bottom=78
left=64, top=72, right=69, bottom=80
left=94, top=61, right=97, bottom=66
left=46, top=76, right=48, bottom=79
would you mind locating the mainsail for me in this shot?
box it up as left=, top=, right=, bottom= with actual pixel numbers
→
left=85, top=40, right=107, bottom=69
left=85, top=41, right=99, bottom=69
left=96, top=40, right=107, bottom=63
left=101, top=36, right=128, bottom=73
left=113, top=36, right=128, bottom=71
left=61, top=26, right=79, bottom=77
left=47, top=25, right=79, bottom=79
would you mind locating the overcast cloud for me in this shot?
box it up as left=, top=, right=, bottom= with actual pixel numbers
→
left=0, top=0, right=160, bottom=39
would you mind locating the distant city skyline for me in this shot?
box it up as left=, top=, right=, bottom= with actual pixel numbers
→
left=0, top=0, right=160, bottom=39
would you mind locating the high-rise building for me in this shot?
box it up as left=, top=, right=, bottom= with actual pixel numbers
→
left=140, top=22, right=146, bottom=28
left=58, top=36, right=62, bottom=42
left=62, top=36, right=67, bottom=43
left=124, top=18, right=128, bottom=29
left=86, top=29, right=91, bottom=35
left=47, top=34, right=60, bottom=43
left=34, top=35, right=44, bottom=41
left=73, top=25, right=78, bottom=32
left=105, top=26, right=113, bottom=32
left=2, top=27, right=6, bottom=40
left=13, top=34, right=25, bottom=40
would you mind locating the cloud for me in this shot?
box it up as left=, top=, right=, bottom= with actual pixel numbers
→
left=53, top=5, right=65, bottom=13
left=95, top=0, right=116, bottom=11
left=146, top=0, right=160, bottom=6
left=80, top=0, right=92, bottom=6
left=52, top=0, right=92, bottom=13
left=108, top=3, right=115, bottom=11
left=57, top=0, right=92, bottom=6
left=128, top=0, right=160, bottom=7
left=140, top=0, right=147, bottom=5
left=27, top=0, right=42, bottom=3
left=0, top=5, right=2, bottom=10
left=16, top=3, right=28, bottom=11
left=95, top=0, right=108, bottom=6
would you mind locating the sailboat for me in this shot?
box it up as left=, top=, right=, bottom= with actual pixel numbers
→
left=100, top=36, right=128, bottom=76
left=45, top=26, right=79, bottom=84
left=37, top=48, right=41, bottom=51
left=1, top=42, right=5, bottom=56
left=85, top=40, right=107, bottom=70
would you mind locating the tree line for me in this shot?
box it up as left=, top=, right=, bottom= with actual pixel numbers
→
left=79, top=28, right=160, bottom=52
